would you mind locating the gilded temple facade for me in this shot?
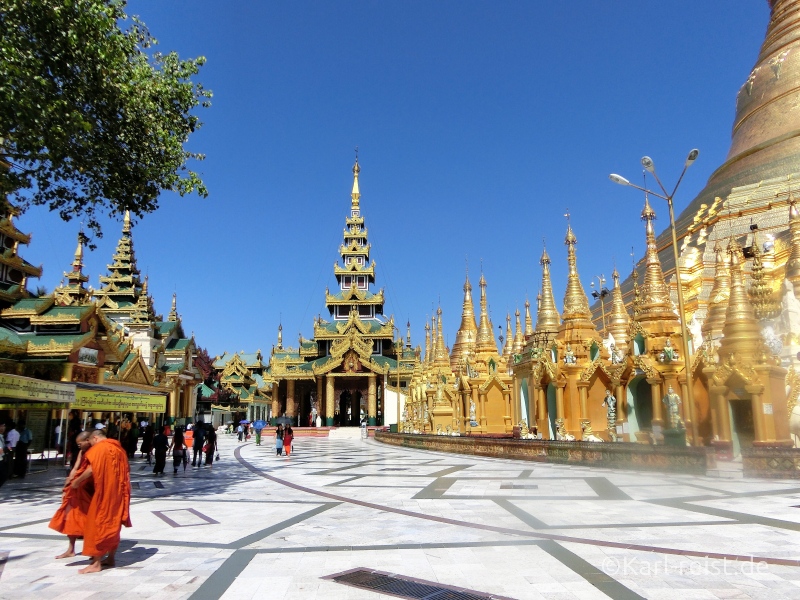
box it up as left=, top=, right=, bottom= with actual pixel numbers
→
left=0, top=207, right=202, bottom=425
left=264, top=160, right=416, bottom=426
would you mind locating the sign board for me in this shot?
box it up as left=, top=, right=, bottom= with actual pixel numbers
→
left=763, top=403, right=773, bottom=415
left=78, top=347, right=99, bottom=366
left=26, top=409, right=49, bottom=454
left=73, top=389, right=167, bottom=413
left=0, top=374, right=74, bottom=403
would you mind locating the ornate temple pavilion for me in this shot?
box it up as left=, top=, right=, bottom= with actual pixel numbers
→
left=0, top=205, right=202, bottom=434
left=264, top=159, right=417, bottom=426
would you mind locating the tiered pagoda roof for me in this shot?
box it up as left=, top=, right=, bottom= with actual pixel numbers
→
left=93, top=211, right=142, bottom=317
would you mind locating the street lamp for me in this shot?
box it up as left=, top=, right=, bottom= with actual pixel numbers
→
left=590, top=275, right=610, bottom=334
left=609, top=149, right=700, bottom=446
left=394, top=327, right=403, bottom=433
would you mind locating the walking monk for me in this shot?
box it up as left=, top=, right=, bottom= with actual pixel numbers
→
left=70, top=429, right=132, bottom=573
left=49, top=431, right=92, bottom=558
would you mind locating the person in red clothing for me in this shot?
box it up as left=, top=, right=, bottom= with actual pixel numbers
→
left=283, top=426, right=294, bottom=456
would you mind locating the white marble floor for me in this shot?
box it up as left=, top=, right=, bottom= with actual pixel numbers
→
left=1, top=434, right=800, bottom=599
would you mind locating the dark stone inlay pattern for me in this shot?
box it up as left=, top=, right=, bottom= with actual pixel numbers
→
left=234, top=445, right=800, bottom=568
left=152, top=508, right=220, bottom=528
left=499, top=484, right=539, bottom=490
left=536, top=539, right=646, bottom=600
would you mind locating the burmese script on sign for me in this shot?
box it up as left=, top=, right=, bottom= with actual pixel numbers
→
left=73, top=389, right=167, bottom=413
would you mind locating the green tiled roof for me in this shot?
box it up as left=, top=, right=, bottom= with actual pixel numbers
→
left=40, top=306, right=93, bottom=319
left=161, top=362, right=185, bottom=373
left=317, top=319, right=387, bottom=334
left=166, top=338, right=190, bottom=351
left=0, top=327, right=25, bottom=349
left=156, top=321, right=178, bottom=336
left=371, top=355, right=398, bottom=370
left=196, top=383, right=217, bottom=398
left=26, top=333, right=88, bottom=348
left=6, top=297, right=51, bottom=313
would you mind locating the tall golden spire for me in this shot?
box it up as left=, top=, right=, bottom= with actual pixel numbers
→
left=476, top=272, right=498, bottom=355
left=451, top=272, right=479, bottom=369
left=168, top=292, right=178, bottom=322
left=637, top=197, right=674, bottom=318
left=558, top=220, right=601, bottom=349
left=536, top=246, right=561, bottom=335
left=424, top=319, right=431, bottom=364
left=702, top=240, right=731, bottom=341
left=513, top=308, right=524, bottom=354
left=123, top=209, right=131, bottom=234
left=503, top=313, right=513, bottom=358
left=787, top=194, right=800, bottom=296
left=560, top=224, right=592, bottom=322
left=606, top=268, right=630, bottom=353
left=719, top=237, right=764, bottom=362
left=351, top=157, right=361, bottom=210
left=524, top=298, right=533, bottom=336
left=434, top=306, right=450, bottom=367
left=748, top=229, right=780, bottom=320
left=53, top=229, right=90, bottom=306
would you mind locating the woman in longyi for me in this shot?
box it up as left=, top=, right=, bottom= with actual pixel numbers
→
left=49, top=431, right=93, bottom=558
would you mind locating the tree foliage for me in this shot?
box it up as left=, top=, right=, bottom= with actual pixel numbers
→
left=0, top=0, right=211, bottom=244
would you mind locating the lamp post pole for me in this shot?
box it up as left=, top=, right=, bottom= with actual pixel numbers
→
left=609, top=149, right=700, bottom=446
left=395, top=332, right=402, bottom=432
left=591, top=275, right=609, bottom=335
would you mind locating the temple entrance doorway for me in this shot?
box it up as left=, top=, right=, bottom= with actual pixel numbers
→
left=336, top=378, right=366, bottom=426
left=729, top=397, right=754, bottom=457
left=630, top=377, right=652, bottom=432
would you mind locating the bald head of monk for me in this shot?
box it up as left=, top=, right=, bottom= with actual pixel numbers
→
left=88, top=429, right=107, bottom=445
left=76, top=430, right=91, bottom=451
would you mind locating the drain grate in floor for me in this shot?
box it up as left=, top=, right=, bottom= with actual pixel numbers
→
left=323, top=568, right=516, bottom=600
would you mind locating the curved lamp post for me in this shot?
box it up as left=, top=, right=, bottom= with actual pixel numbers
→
left=609, top=149, right=700, bottom=446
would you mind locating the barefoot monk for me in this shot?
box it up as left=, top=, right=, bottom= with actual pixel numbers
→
left=49, top=431, right=93, bottom=558
left=70, top=429, right=132, bottom=574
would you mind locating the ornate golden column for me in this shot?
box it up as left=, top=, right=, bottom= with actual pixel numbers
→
left=747, top=385, right=767, bottom=444
left=286, top=379, right=295, bottom=419
left=614, top=384, right=626, bottom=440
left=648, top=379, right=663, bottom=427
left=537, top=386, right=547, bottom=436
left=503, top=389, right=513, bottom=433
left=578, top=384, right=589, bottom=420
left=316, top=377, right=324, bottom=423
left=325, top=376, right=334, bottom=426
left=368, top=374, right=377, bottom=425
left=479, top=390, right=488, bottom=430
left=271, top=380, right=281, bottom=423
left=555, top=384, right=565, bottom=421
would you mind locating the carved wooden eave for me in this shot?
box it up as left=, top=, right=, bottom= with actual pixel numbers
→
left=786, top=365, right=799, bottom=413
left=632, top=354, right=661, bottom=381
left=711, top=354, right=760, bottom=389
left=478, top=372, right=510, bottom=393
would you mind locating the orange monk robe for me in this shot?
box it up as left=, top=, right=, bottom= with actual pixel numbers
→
left=48, top=455, right=94, bottom=537
left=81, top=439, right=132, bottom=557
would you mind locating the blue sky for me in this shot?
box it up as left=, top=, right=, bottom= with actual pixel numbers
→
left=21, top=1, right=768, bottom=357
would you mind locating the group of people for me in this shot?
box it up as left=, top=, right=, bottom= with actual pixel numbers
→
left=152, top=422, right=218, bottom=476
left=0, top=420, right=33, bottom=486
left=274, top=424, right=293, bottom=456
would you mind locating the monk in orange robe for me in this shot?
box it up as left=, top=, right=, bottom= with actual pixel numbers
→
left=71, top=429, right=132, bottom=574
left=49, top=431, right=93, bottom=558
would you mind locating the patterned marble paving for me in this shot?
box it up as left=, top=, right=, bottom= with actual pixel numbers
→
left=0, top=433, right=799, bottom=599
